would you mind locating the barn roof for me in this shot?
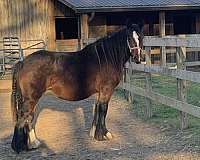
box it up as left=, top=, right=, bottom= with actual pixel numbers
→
left=58, top=0, right=200, bottom=13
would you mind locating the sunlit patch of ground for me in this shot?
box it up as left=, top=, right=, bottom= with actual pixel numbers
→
left=0, top=82, right=200, bottom=159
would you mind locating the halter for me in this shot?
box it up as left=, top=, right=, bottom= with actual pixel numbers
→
left=127, top=39, right=141, bottom=53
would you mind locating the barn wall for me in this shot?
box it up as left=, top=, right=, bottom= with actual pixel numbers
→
left=89, top=15, right=107, bottom=38
left=0, top=0, right=55, bottom=53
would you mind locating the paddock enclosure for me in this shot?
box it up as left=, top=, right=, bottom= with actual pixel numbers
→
left=1, top=0, right=200, bottom=159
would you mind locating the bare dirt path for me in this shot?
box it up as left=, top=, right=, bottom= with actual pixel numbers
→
left=0, top=88, right=200, bottom=160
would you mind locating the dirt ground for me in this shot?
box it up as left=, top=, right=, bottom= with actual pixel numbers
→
left=0, top=85, right=200, bottom=159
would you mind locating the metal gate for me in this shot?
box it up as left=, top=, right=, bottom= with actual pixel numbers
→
left=0, top=37, right=46, bottom=77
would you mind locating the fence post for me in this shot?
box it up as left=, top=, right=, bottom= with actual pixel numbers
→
left=124, top=62, right=134, bottom=103
left=127, top=68, right=134, bottom=103
left=176, top=35, right=188, bottom=129
left=159, top=11, right=166, bottom=66
left=144, top=47, right=153, bottom=118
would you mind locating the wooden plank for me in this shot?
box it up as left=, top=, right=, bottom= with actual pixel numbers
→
left=47, top=0, right=56, bottom=50
left=127, top=67, right=134, bottom=103
left=120, top=84, right=200, bottom=119
left=125, top=63, right=200, bottom=83
left=159, top=11, right=166, bottom=66
left=167, top=61, right=200, bottom=67
left=143, top=34, right=200, bottom=47
left=176, top=40, right=188, bottom=129
left=123, top=62, right=134, bottom=103
left=150, top=48, right=200, bottom=55
left=56, top=39, right=78, bottom=52
left=185, top=61, right=200, bottom=67
left=81, top=14, right=88, bottom=48
left=144, top=47, right=152, bottom=118
left=88, top=15, right=107, bottom=39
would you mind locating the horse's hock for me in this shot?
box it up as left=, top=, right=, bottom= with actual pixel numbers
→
left=0, top=79, right=200, bottom=159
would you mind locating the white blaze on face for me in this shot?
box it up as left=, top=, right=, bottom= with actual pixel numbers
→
left=133, top=31, right=139, bottom=47
left=132, top=31, right=141, bottom=62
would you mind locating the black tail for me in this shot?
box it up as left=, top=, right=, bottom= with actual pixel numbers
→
left=11, top=61, right=23, bottom=124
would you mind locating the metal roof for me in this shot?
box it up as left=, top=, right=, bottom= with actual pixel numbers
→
left=58, top=0, right=200, bottom=13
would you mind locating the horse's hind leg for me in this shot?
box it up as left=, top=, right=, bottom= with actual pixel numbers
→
left=90, top=86, right=113, bottom=141
left=12, top=96, right=41, bottom=153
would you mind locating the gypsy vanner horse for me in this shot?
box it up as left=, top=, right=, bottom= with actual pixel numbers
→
left=11, top=22, right=143, bottom=153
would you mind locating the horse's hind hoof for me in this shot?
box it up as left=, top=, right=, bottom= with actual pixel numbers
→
left=11, top=126, right=28, bottom=153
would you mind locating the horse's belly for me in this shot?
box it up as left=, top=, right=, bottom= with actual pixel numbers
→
left=50, top=83, right=95, bottom=101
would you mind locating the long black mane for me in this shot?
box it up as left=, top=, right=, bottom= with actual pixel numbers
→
left=80, top=27, right=130, bottom=72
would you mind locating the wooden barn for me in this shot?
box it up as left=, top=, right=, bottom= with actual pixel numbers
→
left=0, top=0, right=200, bottom=57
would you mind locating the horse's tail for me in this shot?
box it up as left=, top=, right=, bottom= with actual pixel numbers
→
left=11, top=61, right=23, bottom=124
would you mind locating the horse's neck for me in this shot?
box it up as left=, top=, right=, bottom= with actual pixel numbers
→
left=109, top=35, right=130, bottom=69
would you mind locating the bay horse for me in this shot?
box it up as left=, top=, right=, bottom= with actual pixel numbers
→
left=11, top=22, right=143, bottom=153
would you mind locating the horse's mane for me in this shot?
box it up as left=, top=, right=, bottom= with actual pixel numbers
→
left=85, top=26, right=127, bottom=50
left=82, top=27, right=129, bottom=71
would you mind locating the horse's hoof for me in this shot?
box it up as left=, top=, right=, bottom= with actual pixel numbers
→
left=95, top=131, right=113, bottom=141
left=11, top=126, right=28, bottom=153
left=28, top=138, right=41, bottom=150
left=104, top=131, right=113, bottom=140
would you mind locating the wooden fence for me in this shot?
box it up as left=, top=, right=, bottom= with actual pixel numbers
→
left=121, top=34, right=200, bottom=129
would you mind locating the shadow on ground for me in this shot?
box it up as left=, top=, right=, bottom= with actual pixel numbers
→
left=0, top=91, right=200, bottom=160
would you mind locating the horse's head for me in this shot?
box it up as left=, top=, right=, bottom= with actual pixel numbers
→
left=126, top=22, right=144, bottom=64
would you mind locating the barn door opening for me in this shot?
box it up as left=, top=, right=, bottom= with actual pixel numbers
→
left=55, top=17, right=79, bottom=51
left=55, top=17, right=78, bottom=39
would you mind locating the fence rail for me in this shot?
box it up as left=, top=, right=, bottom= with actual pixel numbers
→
left=143, top=34, right=200, bottom=47
left=125, top=63, right=200, bottom=83
left=121, top=34, right=200, bottom=129
left=120, top=83, right=200, bottom=118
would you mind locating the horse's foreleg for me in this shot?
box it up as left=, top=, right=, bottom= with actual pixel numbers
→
left=90, top=102, right=113, bottom=141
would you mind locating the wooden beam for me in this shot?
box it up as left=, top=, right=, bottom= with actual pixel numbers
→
left=144, top=47, right=152, bottom=118
left=159, top=11, right=166, bottom=66
left=176, top=36, right=188, bottom=129
left=143, top=34, right=200, bottom=47
left=125, top=63, right=200, bottom=83
left=47, top=0, right=56, bottom=50
left=120, top=84, right=200, bottom=119
left=78, top=15, right=81, bottom=50
left=87, top=35, right=200, bottom=48
left=80, top=14, right=89, bottom=48
left=150, top=47, right=200, bottom=55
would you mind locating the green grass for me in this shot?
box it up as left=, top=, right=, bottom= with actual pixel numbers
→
left=115, top=74, right=200, bottom=134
